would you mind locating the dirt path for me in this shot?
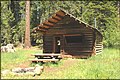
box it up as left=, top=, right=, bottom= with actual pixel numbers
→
left=17, top=58, right=79, bottom=74
left=17, top=61, right=31, bottom=68
left=44, top=59, right=79, bottom=73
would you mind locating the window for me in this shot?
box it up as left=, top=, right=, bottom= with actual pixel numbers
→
left=65, top=35, right=83, bottom=43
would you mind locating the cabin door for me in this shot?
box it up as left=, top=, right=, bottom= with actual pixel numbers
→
left=54, top=36, right=61, bottom=53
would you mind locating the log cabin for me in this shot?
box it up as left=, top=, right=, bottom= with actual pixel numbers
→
left=33, top=10, right=103, bottom=58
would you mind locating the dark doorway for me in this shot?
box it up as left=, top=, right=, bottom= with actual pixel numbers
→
left=54, top=37, right=61, bottom=53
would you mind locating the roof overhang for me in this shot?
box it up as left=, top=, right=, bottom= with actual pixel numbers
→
left=33, top=9, right=103, bottom=37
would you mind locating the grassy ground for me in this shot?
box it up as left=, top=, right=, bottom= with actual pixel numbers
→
left=1, top=47, right=120, bottom=79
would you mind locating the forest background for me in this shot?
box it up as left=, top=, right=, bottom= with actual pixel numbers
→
left=1, top=1, right=120, bottom=48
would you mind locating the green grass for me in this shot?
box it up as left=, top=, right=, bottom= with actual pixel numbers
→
left=1, top=48, right=120, bottom=79
left=1, top=47, right=42, bottom=70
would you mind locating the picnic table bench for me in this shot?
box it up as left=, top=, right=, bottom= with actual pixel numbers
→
left=30, top=53, right=62, bottom=63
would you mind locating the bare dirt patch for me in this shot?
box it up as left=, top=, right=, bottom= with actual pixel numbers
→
left=16, top=59, right=79, bottom=75
left=44, top=59, right=79, bottom=73
left=17, top=61, right=31, bottom=68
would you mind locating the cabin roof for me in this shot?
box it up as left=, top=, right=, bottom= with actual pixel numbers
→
left=33, top=9, right=103, bottom=37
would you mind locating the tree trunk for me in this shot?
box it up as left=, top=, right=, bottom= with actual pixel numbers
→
left=24, top=0, right=31, bottom=49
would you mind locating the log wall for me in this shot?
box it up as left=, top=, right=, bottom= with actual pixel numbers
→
left=43, top=35, right=53, bottom=53
left=43, top=22, right=95, bottom=58
left=95, top=32, right=103, bottom=54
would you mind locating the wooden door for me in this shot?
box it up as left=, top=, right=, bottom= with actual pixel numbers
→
left=53, top=36, right=62, bottom=53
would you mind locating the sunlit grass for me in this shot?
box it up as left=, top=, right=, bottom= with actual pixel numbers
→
left=1, top=47, right=42, bottom=70
left=40, top=48, right=120, bottom=79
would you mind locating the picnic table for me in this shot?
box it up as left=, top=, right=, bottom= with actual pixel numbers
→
left=30, top=53, right=62, bottom=63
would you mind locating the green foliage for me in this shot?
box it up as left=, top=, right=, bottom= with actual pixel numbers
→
left=1, top=1, right=15, bottom=45
left=1, top=1, right=25, bottom=46
left=1, top=1, right=119, bottom=47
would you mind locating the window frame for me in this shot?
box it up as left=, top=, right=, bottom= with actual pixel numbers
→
left=63, top=34, right=83, bottom=44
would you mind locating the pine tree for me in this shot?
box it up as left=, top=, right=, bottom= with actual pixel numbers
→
left=1, top=1, right=15, bottom=45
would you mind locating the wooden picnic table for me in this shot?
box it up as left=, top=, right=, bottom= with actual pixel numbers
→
left=31, top=53, right=61, bottom=59
left=30, top=53, right=62, bottom=63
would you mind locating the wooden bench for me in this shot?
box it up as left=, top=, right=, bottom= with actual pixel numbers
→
left=29, top=58, right=59, bottom=62
left=31, top=53, right=61, bottom=56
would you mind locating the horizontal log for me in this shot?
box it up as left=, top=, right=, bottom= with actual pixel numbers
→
left=88, top=42, right=94, bottom=44
left=85, top=40, right=94, bottom=42
left=65, top=44, right=93, bottom=47
left=96, top=50, right=102, bottom=53
left=44, top=45, right=53, bottom=47
left=44, top=45, right=52, bottom=47
left=95, top=45, right=103, bottom=48
left=95, top=46, right=103, bottom=48
left=65, top=46, right=93, bottom=49
left=65, top=45, right=93, bottom=47
left=85, top=36, right=93, bottom=38
left=96, top=49, right=103, bottom=51
left=85, top=40, right=93, bottom=43
left=44, top=43, right=53, bottom=46
left=85, top=38, right=93, bottom=40
left=65, top=45, right=93, bottom=48
left=83, top=32, right=93, bottom=34
left=65, top=50, right=92, bottom=53
left=46, top=31, right=93, bottom=35
left=96, top=44, right=103, bottom=46
left=44, top=48, right=52, bottom=50
left=65, top=53, right=92, bottom=56
left=44, top=42, right=53, bottom=44
left=31, top=54, right=61, bottom=56
left=44, top=36, right=52, bottom=38
left=29, top=59, right=59, bottom=62
left=64, top=47, right=92, bottom=50
left=44, top=44, right=53, bottom=46
left=84, top=34, right=93, bottom=36
left=44, top=40, right=53, bottom=42
left=95, top=48, right=103, bottom=50
left=96, top=41, right=102, bottom=43
left=43, top=48, right=52, bottom=50
left=44, top=46, right=52, bottom=49
left=48, top=28, right=93, bottom=32
left=95, top=45, right=103, bottom=47
left=44, top=45, right=52, bottom=50
left=62, top=51, right=91, bottom=54
left=44, top=39, right=53, bottom=41
left=95, top=44, right=103, bottom=46
left=43, top=50, right=52, bottom=52
left=43, top=51, right=52, bottom=53
left=65, top=49, right=93, bottom=51
left=44, top=36, right=53, bottom=38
